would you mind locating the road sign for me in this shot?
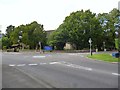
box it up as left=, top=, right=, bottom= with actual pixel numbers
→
left=88, top=38, right=92, bottom=56
left=89, top=38, right=92, bottom=43
left=39, top=42, right=41, bottom=45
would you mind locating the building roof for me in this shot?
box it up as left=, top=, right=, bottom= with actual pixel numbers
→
left=45, top=30, right=55, bottom=38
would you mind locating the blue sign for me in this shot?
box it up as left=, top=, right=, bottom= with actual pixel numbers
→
left=44, top=46, right=53, bottom=51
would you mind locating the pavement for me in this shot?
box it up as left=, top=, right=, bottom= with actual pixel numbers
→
left=2, top=51, right=119, bottom=88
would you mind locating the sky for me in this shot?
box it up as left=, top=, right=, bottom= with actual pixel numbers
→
left=0, top=0, right=119, bottom=33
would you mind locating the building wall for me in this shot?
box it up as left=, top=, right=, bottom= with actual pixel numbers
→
left=64, top=42, right=74, bottom=50
left=45, top=30, right=55, bottom=38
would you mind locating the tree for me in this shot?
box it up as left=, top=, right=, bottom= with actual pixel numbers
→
left=6, top=25, right=15, bottom=38
left=47, top=23, right=69, bottom=50
left=97, top=8, right=119, bottom=50
left=2, top=36, right=10, bottom=49
left=48, top=10, right=102, bottom=50
left=8, top=21, right=46, bottom=49
left=32, top=23, right=46, bottom=49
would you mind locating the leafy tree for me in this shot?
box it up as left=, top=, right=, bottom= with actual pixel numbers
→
left=97, top=8, right=119, bottom=50
left=6, top=25, right=15, bottom=38
left=47, top=23, right=69, bottom=50
left=32, top=23, right=46, bottom=49
left=8, top=21, right=46, bottom=49
left=48, top=10, right=102, bottom=50
left=2, top=36, right=10, bottom=49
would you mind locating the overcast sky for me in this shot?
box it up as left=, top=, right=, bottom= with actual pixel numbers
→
left=0, top=0, right=119, bottom=33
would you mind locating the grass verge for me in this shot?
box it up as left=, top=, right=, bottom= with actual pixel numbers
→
left=87, top=53, right=119, bottom=62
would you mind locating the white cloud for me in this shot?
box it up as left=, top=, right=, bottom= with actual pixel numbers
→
left=0, top=0, right=119, bottom=33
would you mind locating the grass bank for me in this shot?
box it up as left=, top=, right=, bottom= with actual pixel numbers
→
left=87, top=53, right=119, bottom=62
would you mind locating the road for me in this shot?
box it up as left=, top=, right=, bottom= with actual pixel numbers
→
left=2, top=51, right=119, bottom=88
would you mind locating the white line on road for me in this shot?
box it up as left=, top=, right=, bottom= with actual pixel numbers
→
left=49, top=62, right=61, bottom=65
left=112, top=73, right=120, bottom=76
left=64, top=63, right=93, bottom=71
left=68, top=53, right=84, bottom=57
left=49, top=61, right=93, bottom=71
left=33, top=56, right=46, bottom=58
left=6, top=52, right=21, bottom=55
left=9, top=64, right=15, bottom=66
left=17, top=64, right=26, bottom=66
left=69, top=53, right=78, bottom=56
left=28, top=64, right=38, bottom=66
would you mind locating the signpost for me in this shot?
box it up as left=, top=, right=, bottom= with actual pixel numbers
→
left=103, top=42, right=106, bottom=51
left=39, top=41, right=41, bottom=53
left=89, top=38, right=92, bottom=56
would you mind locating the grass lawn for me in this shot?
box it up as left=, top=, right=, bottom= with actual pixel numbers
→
left=87, top=53, right=119, bottom=62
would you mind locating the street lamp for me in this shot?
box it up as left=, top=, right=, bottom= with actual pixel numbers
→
left=89, top=38, right=92, bottom=56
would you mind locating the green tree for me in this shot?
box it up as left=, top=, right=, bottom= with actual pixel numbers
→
left=48, top=10, right=102, bottom=50
left=97, top=8, right=119, bottom=50
left=47, top=23, right=69, bottom=50
left=2, top=36, right=10, bottom=49
left=6, top=25, right=15, bottom=38
left=8, top=21, right=46, bottom=49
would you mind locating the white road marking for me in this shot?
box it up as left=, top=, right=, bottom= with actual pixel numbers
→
left=17, top=64, right=26, bottom=66
left=64, top=63, right=93, bottom=71
left=69, top=53, right=77, bottom=56
left=112, top=73, right=120, bottom=76
left=28, top=64, right=38, bottom=66
left=68, top=53, right=84, bottom=57
left=85, top=68, right=93, bottom=71
left=7, top=52, right=21, bottom=55
left=9, top=64, right=15, bottom=66
left=49, top=61, right=92, bottom=71
left=49, top=62, right=61, bottom=65
left=33, top=56, right=46, bottom=58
